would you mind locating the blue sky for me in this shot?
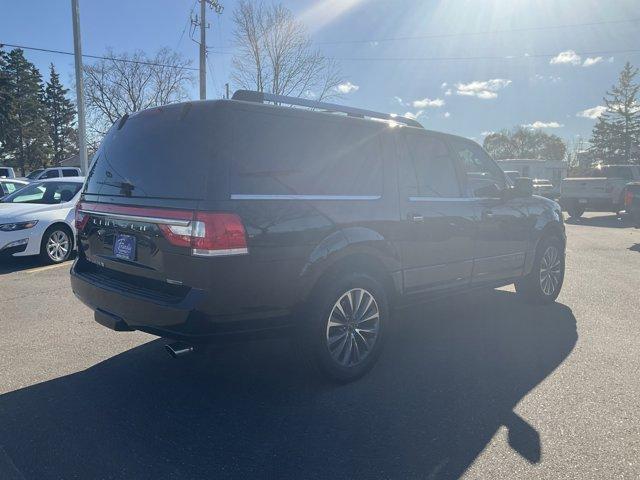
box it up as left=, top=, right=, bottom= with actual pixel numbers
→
left=2, top=0, right=640, bottom=144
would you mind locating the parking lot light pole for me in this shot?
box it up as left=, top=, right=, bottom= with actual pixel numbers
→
left=71, top=0, right=88, bottom=175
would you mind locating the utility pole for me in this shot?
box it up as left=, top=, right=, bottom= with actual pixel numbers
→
left=192, top=0, right=223, bottom=100
left=71, top=0, right=88, bottom=174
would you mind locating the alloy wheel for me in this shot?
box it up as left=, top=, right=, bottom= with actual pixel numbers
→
left=46, top=230, right=70, bottom=262
left=539, top=245, right=562, bottom=296
left=325, top=288, right=380, bottom=368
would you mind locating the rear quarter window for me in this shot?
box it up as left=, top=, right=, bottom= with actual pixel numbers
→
left=230, top=110, right=384, bottom=197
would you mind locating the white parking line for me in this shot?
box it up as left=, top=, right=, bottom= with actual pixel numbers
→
left=25, top=262, right=71, bottom=274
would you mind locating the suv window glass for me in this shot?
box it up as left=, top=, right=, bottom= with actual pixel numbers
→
left=0, top=168, right=11, bottom=177
left=602, top=166, right=633, bottom=180
left=401, top=133, right=460, bottom=197
left=26, top=169, right=44, bottom=179
left=230, top=111, right=384, bottom=196
left=62, top=169, right=78, bottom=177
left=451, top=140, right=506, bottom=197
left=44, top=169, right=60, bottom=178
left=85, top=106, right=215, bottom=199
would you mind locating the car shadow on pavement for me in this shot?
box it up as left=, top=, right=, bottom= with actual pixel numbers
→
left=0, top=254, right=75, bottom=275
left=0, top=290, right=577, bottom=480
left=565, top=214, right=633, bottom=228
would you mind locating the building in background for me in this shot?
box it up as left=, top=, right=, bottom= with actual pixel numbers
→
left=497, top=158, right=568, bottom=195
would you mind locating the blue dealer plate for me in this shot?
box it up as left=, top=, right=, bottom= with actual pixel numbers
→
left=113, top=234, right=136, bottom=261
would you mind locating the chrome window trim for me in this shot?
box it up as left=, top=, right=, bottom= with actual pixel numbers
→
left=408, top=196, right=476, bottom=202
left=79, top=210, right=191, bottom=226
left=230, top=194, right=382, bottom=201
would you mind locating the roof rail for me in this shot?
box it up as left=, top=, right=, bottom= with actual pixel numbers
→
left=231, top=90, right=423, bottom=128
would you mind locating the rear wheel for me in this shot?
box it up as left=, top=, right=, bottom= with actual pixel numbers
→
left=40, top=225, right=72, bottom=264
left=301, top=273, right=388, bottom=383
left=567, top=206, right=585, bottom=218
left=515, top=236, right=565, bottom=304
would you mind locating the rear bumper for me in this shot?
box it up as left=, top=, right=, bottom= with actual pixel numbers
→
left=559, top=197, right=615, bottom=211
left=70, top=260, right=293, bottom=342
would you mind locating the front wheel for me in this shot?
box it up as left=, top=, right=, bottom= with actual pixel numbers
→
left=40, top=226, right=72, bottom=264
left=301, top=273, right=388, bottom=383
left=515, top=236, right=565, bottom=304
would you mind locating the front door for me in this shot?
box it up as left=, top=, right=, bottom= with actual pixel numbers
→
left=398, top=131, right=476, bottom=295
left=449, top=139, right=530, bottom=284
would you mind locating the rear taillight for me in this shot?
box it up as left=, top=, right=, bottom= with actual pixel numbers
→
left=160, top=212, right=248, bottom=257
left=75, top=202, right=90, bottom=232
left=624, top=191, right=634, bottom=207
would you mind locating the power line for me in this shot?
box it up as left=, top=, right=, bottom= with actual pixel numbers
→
left=316, top=17, right=640, bottom=45
left=0, top=42, right=199, bottom=71
left=176, top=0, right=198, bottom=50
left=328, top=48, right=640, bottom=63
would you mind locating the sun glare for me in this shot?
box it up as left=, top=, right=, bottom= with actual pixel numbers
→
left=297, top=0, right=369, bottom=33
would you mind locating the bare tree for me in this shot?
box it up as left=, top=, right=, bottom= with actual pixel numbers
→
left=231, top=1, right=344, bottom=100
left=83, top=48, right=194, bottom=140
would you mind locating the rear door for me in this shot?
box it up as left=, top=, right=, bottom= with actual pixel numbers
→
left=397, top=131, right=475, bottom=294
left=449, top=139, right=530, bottom=284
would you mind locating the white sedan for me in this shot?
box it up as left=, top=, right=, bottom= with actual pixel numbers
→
left=0, top=177, right=84, bottom=264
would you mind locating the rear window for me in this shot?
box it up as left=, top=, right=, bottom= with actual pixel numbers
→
left=230, top=110, right=384, bottom=196
left=85, top=104, right=216, bottom=199
left=0, top=168, right=12, bottom=177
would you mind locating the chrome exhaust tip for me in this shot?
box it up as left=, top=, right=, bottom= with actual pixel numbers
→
left=165, top=342, right=194, bottom=358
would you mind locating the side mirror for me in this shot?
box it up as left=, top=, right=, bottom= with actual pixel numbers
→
left=513, top=177, right=533, bottom=197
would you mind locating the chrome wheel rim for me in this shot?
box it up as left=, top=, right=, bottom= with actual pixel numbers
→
left=539, top=246, right=562, bottom=296
left=46, top=230, right=70, bottom=262
left=325, top=288, right=380, bottom=367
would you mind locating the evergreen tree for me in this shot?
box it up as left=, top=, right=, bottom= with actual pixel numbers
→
left=590, top=62, right=640, bottom=164
left=44, top=64, right=77, bottom=164
left=2, top=49, right=51, bottom=175
left=0, top=50, right=12, bottom=158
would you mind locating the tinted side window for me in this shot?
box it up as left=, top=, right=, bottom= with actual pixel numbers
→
left=401, top=133, right=460, bottom=197
left=451, top=140, right=506, bottom=197
left=0, top=168, right=10, bottom=177
left=62, top=169, right=78, bottom=177
left=230, top=111, right=384, bottom=196
left=44, top=169, right=60, bottom=178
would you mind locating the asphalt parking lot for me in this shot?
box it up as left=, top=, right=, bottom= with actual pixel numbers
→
left=0, top=213, right=639, bottom=480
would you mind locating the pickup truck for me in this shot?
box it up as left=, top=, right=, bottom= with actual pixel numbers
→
left=560, top=165, right=640, bottom=218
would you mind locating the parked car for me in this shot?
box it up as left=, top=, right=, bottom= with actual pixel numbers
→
left=532, top=178, right=555, bottom=199
left=623, top=182, right=640, bottom=227
left=504, top=170, right=520, bottom=183
left=70, top=92, right=566, bottom=382
left=22, top=167, right=82, bottom=182
left=0, top=166, right=16, bottom=179
left=0, top=179, right=28, bottom=198
left=0, top=177, right=84, bottom=263
left=560, top=165, right=640, bottom=218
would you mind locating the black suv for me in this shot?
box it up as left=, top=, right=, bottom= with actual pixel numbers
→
left=71, top=91, right=566, bottom=382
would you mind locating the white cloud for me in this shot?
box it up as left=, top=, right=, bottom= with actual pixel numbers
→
left=608, top=57, right=615, bottom=63
left=412, top=97, right=445, bottom=108
left=523, top=121, right=564, bottom=129
left=444, top=112, right=451, bottom=118
left=533, top=74, right=562, bottom=83
left=335, top=81, right=359, bottom=94
left=455, top=79, right=512, bottom=99
left=550, top=50, right=581, bottom=66
left=441, top=82, right=448, bottom=89
left=393, top=96, right=404, bottom=105
left=444, top=88, right=452, bottom=96
left=577, top=105, right=607, bottom=119
left=481, top=131, right=495, bottom=137
left=583, top=56, right=603, bottom=67
left=403, top=111, right=424, bottom=120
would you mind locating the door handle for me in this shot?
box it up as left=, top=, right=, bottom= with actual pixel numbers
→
left=483, top=210, right=495, bottom=219
left=410, top=214, right=424, bottom=223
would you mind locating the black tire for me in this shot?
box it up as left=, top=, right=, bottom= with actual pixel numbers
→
left=515, top=235, right=565, bottom=304
left=40, top=225, right=73, bottom=264
left=567, top=206, right=585, bottom=218
left=300, top=272, right=388, bottom=383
